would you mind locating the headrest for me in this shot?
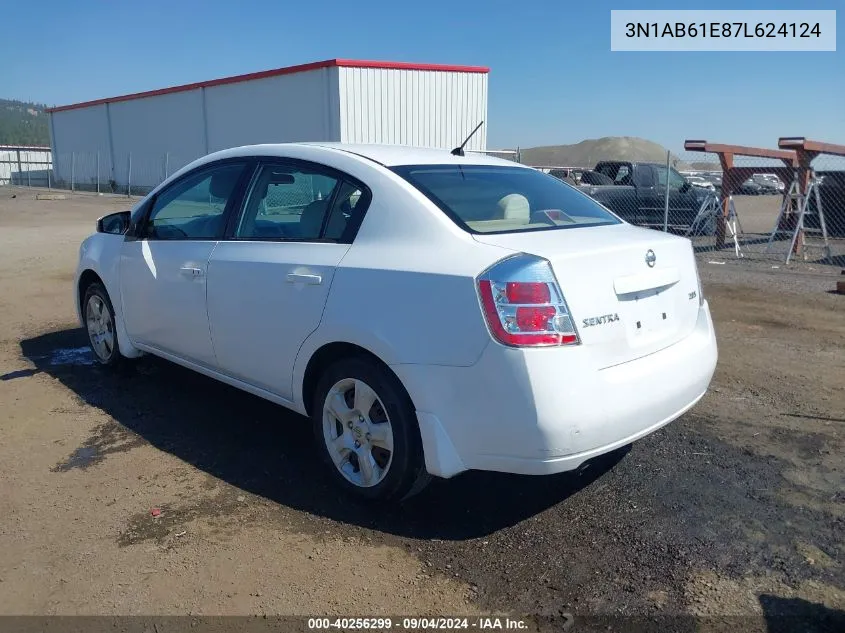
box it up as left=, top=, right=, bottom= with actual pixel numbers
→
left=497, top=193, right=530, bottom=222
left=299, top=199, right=329, bottom=237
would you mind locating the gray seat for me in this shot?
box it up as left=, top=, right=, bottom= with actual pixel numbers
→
left=298, top=199, right=329, bottom=238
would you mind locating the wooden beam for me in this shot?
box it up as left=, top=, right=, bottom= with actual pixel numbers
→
left=684, top=140, right=797, bottom=165
left=778, top=137, right=845, bottom=157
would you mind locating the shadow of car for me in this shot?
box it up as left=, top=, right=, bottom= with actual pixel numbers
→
left=18, top=327, right=630, bottom=540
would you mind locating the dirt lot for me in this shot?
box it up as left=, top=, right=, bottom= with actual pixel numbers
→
left=0, top=188, right=843, bottom=630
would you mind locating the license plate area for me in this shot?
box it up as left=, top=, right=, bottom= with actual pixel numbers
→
left=620, top=287, right=678, bottom=347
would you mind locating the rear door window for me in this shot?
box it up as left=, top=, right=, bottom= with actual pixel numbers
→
left=235, top=162, right=371, bottom=242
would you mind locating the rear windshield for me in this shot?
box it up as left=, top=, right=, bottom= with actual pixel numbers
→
left=391, top=164, right=621, bottom=234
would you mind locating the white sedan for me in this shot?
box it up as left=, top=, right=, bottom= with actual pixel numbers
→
left=685, top=176, right=716, bottom=191
left=75, top=143, right=718, bottom=501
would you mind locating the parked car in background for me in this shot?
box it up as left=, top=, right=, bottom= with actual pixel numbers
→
left=751, top=174, right=784, bottom=195
left=685, top=176, right=716, bottom=192
left=546, top=167, right=584, bottom=185
left=578, top=170, right=614, bottom=186
left=577, top=161, right=711, bottom=229
left=736, top=179, right=764, bottom=196
left=703, top=173, right=722, bottom=190
left=74, top=143, right=717, bottom=501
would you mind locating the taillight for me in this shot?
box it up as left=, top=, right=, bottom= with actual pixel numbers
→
left=691, top=245, right=704, bottom=307
left=476, top=254, right=579, bottom=347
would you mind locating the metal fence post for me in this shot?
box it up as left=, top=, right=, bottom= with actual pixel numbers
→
left=96, top=151, right=100, bottom=194
left=27, top=162, right=31, bottom=188
left=47, top=158, right=51, bottom=189
left=165, top=152, right=170, bottom=180
left=71, top=152, right=76, bottom=193
left=662, top=150, right=671, bottom=232
left=127, top=153, right=132, bottom=197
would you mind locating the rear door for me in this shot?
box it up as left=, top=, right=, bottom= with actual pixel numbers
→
left=119, top=160, right=250, bottom=366
left=206, top=160, right=371, bottom=400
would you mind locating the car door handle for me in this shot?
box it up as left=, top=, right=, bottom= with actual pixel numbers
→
left=180, top=266, right=204, bottom=278
left=286, top=273, right=322, bottom=285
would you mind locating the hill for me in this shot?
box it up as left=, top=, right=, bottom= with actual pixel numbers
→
left=0, top=99, right=50, bottom=146
left=688, top=161, right=722, bottom=171
left=520, top=136, right=684, bottom=169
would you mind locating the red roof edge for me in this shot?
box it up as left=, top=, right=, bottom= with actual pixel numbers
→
left=46, top=58, right=490, bottom=113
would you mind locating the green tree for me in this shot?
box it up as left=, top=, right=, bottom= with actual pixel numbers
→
left=0, top=99, right=50, bottom=146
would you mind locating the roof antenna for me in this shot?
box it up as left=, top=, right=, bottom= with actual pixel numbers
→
left=451, top=121, right=484, bottom=156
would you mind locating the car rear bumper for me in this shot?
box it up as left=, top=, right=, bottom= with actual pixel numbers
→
left=393, top=300, right=717, bottom=478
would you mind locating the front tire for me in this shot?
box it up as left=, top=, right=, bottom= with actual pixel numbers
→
left=83, top=282, right=125, bottom=368
left=312, top=357, right=430, bottom=502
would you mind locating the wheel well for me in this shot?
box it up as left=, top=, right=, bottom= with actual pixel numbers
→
left=302, top=342, right=408, bottom=417
left=77, top=269, right=104, bottom=314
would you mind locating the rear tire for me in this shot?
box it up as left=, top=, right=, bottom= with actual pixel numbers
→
left=312, top=357, right=430, bottom=502
left=82, top=282, right=126, bottom=369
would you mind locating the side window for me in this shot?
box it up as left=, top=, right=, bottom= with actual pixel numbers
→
left=237, top=164, right=340, bottom=240
left=145, top=163, right=245, bottom=239
left=323, top=181, right=370, bottom=241
left=613, top=165, right=631, bottom=185
left=634, top=166, right=655, bottom=187
left=595, top=163, right=618, bottom=180
left=669, top=168, right=687, bottom=190
left=654, top=166, right=687, bottom=191
left=236, top=163, right=371, bottom=242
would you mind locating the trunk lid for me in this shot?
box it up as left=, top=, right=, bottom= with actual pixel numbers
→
left=473, top=224, right=702, bottom=368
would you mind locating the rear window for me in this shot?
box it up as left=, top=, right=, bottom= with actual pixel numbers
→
left=391, top=165, right=621, bottom=234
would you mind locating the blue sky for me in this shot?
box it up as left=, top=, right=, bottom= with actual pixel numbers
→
left=2, top=0, right=842, bottom=151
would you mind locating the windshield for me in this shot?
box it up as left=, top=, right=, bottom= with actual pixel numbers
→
left=391, top=165, right=621, bottom=234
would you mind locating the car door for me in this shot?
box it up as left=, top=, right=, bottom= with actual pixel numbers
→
left=119, top=160, right=251, bottom=367
left=206, top=160, right=371, bottom=400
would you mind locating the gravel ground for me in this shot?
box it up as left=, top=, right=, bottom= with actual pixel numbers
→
left=0, top=187, right=843, bottom=631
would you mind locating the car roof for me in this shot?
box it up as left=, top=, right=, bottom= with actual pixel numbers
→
left=209, top=142, right=528, bottom=168
left=304, top=142, right=527, bottom=167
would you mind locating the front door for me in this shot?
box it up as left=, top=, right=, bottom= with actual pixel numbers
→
left=119, top=161, right=250, bottom=367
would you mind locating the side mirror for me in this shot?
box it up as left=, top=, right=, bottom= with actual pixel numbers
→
left=96, top=211, right=131, bottom=235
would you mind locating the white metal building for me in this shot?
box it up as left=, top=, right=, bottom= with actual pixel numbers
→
left=0, top=146, right=52, bottom=186
left=46, top=59, right=489, bottom=189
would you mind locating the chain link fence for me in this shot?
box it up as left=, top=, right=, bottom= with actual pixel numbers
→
left=534, top=150, right=845, bottom=270
left=2, top=144, right=843, bottom=270
left=673, top=152, right=845, bottom=266
left=46, top=151, right=200, bottom=195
